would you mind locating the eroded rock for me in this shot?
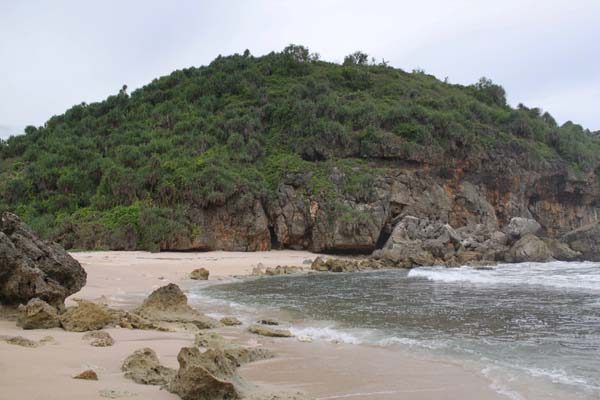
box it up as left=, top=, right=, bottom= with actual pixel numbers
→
left=82, top=330, right=114, bottom=347
left=17, top=298, right=60, bottom=329
left=507, top=234, right=553, bottom=263
left=190, top=268, right=210, bottom=280
left=248, top=324, right=293, bottom=338
left=74, top=370, right=98, bottom=380
left=60, top=300, right=113, bottom=332
left=121, top=347, right=176, bottom=385
left=220, top=317, right=242, bottom=326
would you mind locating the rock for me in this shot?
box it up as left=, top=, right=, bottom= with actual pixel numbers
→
left=190, top=268, right=210, bottom=280
left=248, top=324, right=293, bottom=338
left=17, top=298, right=60, bottom=329
left=507, top=234, right=553, bottom=262
left=0, top=212, right=86, bottom=308
left=73, top=370, right=98, bottom=380
left=220, top=316, right=242, bottom=326
left=0, top=335, right=39, bottom=347
left=264, top=266, right=304, bottom=276
left=562, top=223, right=600, bottom=261
left=543, top=238, right=581, bottom=261
left=82, top=331, right=114, bottom=347
left=135, top=284, right=219, bottom=329
left=121, top=347, right=176, bottom=385
left=168, top=347, right=239, bottom=400
left=222, top=346, right=274, bottom=365
left=257, top=318, right=279, bottom=326
left=505, top=217, right=542, bottom=239
left=98, top=389, right=138, bottom=399
left=60, top=300, right=113, bottom=332
left=297, top=335, right=312, bottom=343
left=195, top=331, right=227, bottom=349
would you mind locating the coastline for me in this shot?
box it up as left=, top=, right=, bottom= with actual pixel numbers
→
left=1, top=250, right=504, bottom=399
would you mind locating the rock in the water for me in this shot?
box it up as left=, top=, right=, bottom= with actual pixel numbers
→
left=82, top=330, right=114, bottom=347
left=60, top=300, right=113, bottom=332
left=121, top=347, right=176, bottom=385
left=0, top=212, right=87, bottom=308
left=248, top=324, right=293, bottom=338
left=135, top=284, right=219, bottom=329
left=562, top=223, right=600, bottom=261
left=17, top=298, right=60, bottom=329
left=168, top=347, right=239, bottom=400
left=73, top=370, right=98, bottom=380
left=505, top=217, right=542, bottom=239
left=507, top=234, right=553, bottom=262
left=220, top=316, right=242, bottom=326
left=190, top=268, right=210, bottom=280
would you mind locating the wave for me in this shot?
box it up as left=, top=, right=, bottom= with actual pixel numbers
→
left=408, top=261, right=600, bottom=291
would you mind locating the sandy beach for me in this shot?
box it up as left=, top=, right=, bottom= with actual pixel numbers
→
left=0, top=251, right=504, bottom=400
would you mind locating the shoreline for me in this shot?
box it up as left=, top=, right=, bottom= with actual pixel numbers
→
left=0, top=250, right=506, bottom=399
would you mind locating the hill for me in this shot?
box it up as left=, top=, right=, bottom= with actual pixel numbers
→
left=1, top=45, right=599, bottom=255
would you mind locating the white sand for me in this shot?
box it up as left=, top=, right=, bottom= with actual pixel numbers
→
left=0, top=250, right=505, bottom=400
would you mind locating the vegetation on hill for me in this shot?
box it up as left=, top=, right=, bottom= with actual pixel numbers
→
left=1, top=45, right=598, bottom=249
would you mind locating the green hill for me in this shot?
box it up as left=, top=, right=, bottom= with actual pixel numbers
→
left=1, top=45, right=599, bottom=252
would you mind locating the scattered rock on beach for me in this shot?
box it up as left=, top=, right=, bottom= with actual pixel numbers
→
left=0, top=212, right=87, bottom=309
left=135, top=284, right=219, bottom=329
left=248, top=324, right=293, bottom=338
left=220, top=316, right=242, bottom=326
left=17, top=298, right=61, bottom=329
left=190, top=268, right=210, bottom=280
left=0, top=335, right=39, bottom=347
left=168, top=347, right=239, bottom=400
left=195, top=331, right=227, bottom=349
left=257, top=318, right=279, bottom=326
left=74, top=369, right=98, bottom=380
left=98, top=389, right=138, bottom=399
left=83, top=331, right=114, bottom=347
left=121, top=347, right=176, bottom=386
left=60, top=300, right=113, bottom=332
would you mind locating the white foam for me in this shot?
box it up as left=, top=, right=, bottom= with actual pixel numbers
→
left=289, top=326, right=366, bottom=345
left=408, top=261, right=600, bottom=291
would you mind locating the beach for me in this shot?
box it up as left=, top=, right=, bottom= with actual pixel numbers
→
left=0, top=250, right=506, bottom=400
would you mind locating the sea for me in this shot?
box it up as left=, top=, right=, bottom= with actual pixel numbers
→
left=189, top=261, right=600, bottom=400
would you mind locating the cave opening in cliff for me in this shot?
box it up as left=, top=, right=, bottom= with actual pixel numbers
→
left=268, top=225, right=281, bottom=249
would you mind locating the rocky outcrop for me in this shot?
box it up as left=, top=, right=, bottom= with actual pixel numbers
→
left=121, top=348, right=176, bottom=385
left=562, top=222, right=600, bottom=261
left=135, top=284, right=219, bottom=329
left=60, top=300, right=113, bottom=332
left=17, top=298, right=60, bottom=329
left=168, top=347, right=239, bottom=400
left=0, top=212, right=86, bottom=308
left=190, top=268, right=210, bottom=280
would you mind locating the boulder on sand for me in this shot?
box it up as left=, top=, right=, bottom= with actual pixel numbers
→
left=190, top=268, right=210, bottom=280
left=168, top=347, right=239, bottom=400
left=82, top=330, right=114, bottom=347
left=0, top=212, right=86, bottom=309
left=121, top=347, right=176, bottom=385
left=60, top=300, right=113, bottom=332
left=17, top=298, right=60, bottom=329
left=135, top=284, right=219, bottom=329
left=73, top=370, right=98, bottom=380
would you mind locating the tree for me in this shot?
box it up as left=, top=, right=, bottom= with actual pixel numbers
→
left=343, top=51, right=369, bottom=66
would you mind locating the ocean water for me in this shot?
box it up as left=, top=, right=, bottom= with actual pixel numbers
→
left=192, top=261, right=600, bottom=399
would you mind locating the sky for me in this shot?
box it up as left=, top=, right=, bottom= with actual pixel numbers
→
left=1, top=0, right=599, bottom=139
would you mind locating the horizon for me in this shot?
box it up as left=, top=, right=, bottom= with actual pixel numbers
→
left=1, top=0, right=600, bottom=139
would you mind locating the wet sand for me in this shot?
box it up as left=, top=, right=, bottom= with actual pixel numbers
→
left=0, top=251, right=503, bottom=400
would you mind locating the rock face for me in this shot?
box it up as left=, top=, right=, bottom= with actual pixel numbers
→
left=135, top=284, right=219, bottom=329
left=562, top=223, right=600, bottom=261
left=60, top=300, right=113, bottom=332
left=168, top=347, right=239, bottom=400
left=121, top=348, right=176, bottom=385
left=17, top=298, right=60, bottom=329
left=0, top=212, right=86, bottom=308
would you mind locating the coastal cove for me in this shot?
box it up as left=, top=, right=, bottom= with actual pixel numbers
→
left=0, top=250, right=531, bottom=400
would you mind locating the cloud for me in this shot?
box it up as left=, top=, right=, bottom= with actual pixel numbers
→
left=1, top=0, right=599, bottom=136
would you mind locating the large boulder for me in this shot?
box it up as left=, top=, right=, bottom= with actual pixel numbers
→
left=0, top=212, right=86, bottom=308
left=168, top=347, right=239, bottom=400
left=122, top=347, right=176, bottom=385
left=507, top=234, right=553, bottom=263
left=505, top=217, right=542, bottom=240
left=17, top=298, right=60, bottom=329
left=135, top=284, right=219, bottom=329
left=562, top=222, right=600, bottom=261
left=190, top=268, right=210, bottom=280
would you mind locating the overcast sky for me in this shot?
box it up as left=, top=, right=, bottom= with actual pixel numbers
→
left=1, top=0, right=599, bottom=139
